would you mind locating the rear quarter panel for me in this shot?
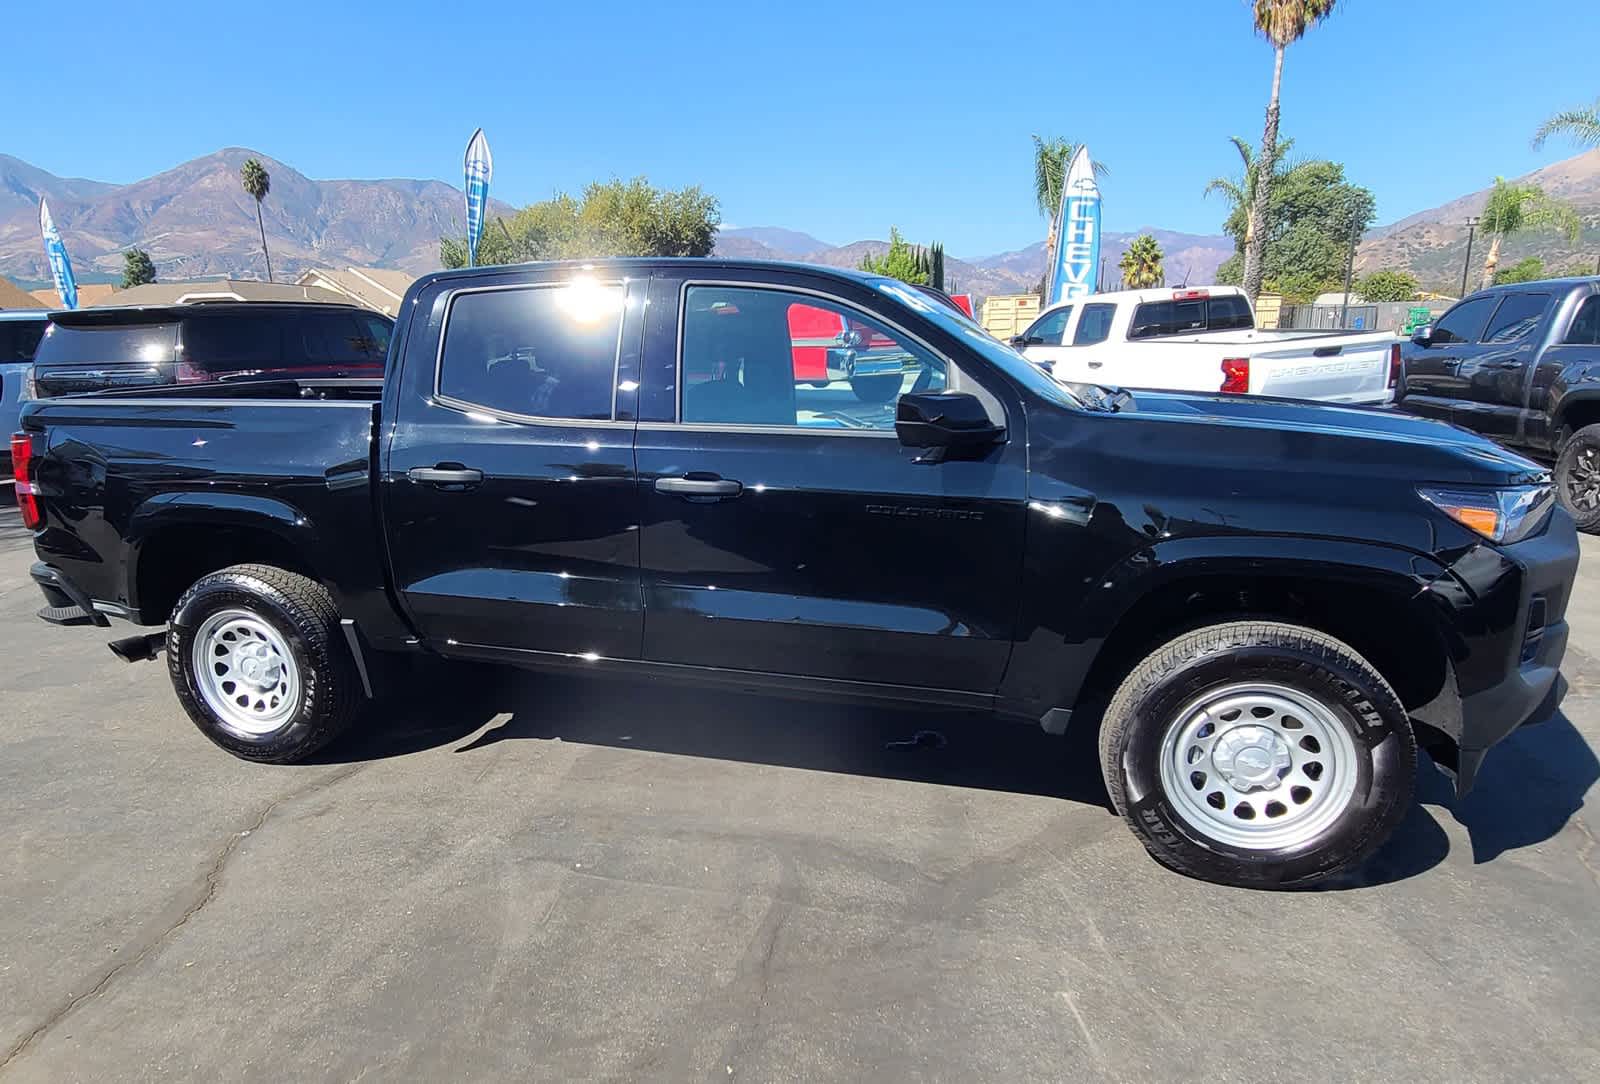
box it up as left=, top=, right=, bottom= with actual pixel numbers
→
left=19, top=397, right=395, bottom=635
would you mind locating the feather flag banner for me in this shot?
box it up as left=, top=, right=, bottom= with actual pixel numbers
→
left=39, top=199, right=78, bottom=310
left=1047, top=146, right=1101, bottom=304
left=463, top=129, right=494, bottom=268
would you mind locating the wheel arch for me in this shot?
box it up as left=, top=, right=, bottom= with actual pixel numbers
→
left=1553, top=390, right=1600, bottom=439
left=127, top=493, right=330, bottom=624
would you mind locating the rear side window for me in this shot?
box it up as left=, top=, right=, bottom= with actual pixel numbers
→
left=1481, top=293, right=1551, bottom=344
left=1430, top=296, right=1497, bottom=345
left=1074, top=303, right=1115, bottom=345
left=33, top=321, right=178, bottom=365
left=300, top=310, right=390, bottom=365
left=0, top=320, right=47, bottom=362
left=1567, top=296, right=1600, bottom=346
left=1206, top=295, right=1255, bottom=330
left=438, top=282, right=624, bottom=420
left=181, top=313, right=284, bottom=372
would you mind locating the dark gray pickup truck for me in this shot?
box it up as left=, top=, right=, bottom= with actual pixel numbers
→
left=1400, top=276, right=1600, bottom=530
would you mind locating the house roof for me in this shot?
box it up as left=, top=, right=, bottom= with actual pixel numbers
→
left=29, top=283, right=120, bottom=309
left=293, top=267, right=415, bottom=316
left=91, top=279, right=349, bottom=307
left=0, top=276, right=48, bottom=309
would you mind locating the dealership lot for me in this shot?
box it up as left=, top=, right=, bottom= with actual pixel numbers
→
left=1, top=504, right=1597, bottom=1082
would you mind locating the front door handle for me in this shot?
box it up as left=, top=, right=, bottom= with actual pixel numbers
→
left=1086, top=361, right=1103, bottom=369
left=407, top=465, right=484, bottom=487
left=1484, top=361, right=1521, bottom=370
left=655, top=475, right=743, bottom=499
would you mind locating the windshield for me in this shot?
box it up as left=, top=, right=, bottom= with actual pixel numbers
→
left=871, top=280, right=1084, bottom=409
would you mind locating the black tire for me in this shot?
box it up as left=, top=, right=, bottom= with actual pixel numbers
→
left=849, top=372, right=904, bottom=403
left=1554, top=423, right=1600, bottom=534
left=1098, top=621, right=1416, bottom=889
left=167, top=564, right=361, bottom=763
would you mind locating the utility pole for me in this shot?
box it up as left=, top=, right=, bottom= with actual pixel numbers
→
left=1460, top=217, right=1480, bottom=298
left=1339, top=227, right=1359, bottom=328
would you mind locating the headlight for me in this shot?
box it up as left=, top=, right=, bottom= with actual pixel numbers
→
left=1418, top=484, right=1554, bottom=544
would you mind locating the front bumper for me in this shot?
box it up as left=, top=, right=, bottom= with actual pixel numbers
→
left=1426, top=511, right=1580, bottom=794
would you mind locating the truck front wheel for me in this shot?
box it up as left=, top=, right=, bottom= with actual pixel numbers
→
left=167, top=564, right=361, bottom=763
left=1098, top=621, right=1416, bottom=889
left=1554, top=424, right=1600, bottom=534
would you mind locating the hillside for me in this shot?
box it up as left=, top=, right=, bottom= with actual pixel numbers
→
left=1357, top=149, right=1600, bottom=292
left=0, top=149, right=514, bottom=284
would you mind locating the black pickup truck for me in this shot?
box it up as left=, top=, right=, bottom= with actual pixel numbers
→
left=13, top=259, right=1579, bottom=888
left=1400, top=276, right=1600, bottom=530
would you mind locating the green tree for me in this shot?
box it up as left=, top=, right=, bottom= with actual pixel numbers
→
left=120, top=247, right=156, bottom=288
left=1119, top=234, right=1165, bottom=288
left=1493, top=257, right=1547, bottom=285
left=858, top=227, right=930, bottom=285
left=1218, top=160, right=1374, bottom=303
left=928, top=242, right=946, bottom=291
left=1203, top=135, right=1302, bottom=251
left=239, top=157, right=273, bottom=282
left=1477, top=177, right=1581, bottom=288
left=1241, top=0, right=1340, bottom=302
left=1355, top=269, right=1418, bottom=302
left=1533, top=97, right=1600, bottom=150
left=440, top=178, right=720, bottom=268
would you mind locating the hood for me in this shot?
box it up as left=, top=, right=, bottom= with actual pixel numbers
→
left=1121, top=390, right=1546, bottom=483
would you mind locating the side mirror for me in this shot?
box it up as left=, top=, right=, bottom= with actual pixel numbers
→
left=1009, top=334, right=1040, bottom=349
left=1411, top=324, right=1433, bottom=346
left=896, top=391, right=1005, bottom=460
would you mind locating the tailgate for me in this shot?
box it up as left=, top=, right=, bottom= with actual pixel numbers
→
left=1249, top=337, right=1395, bottom=403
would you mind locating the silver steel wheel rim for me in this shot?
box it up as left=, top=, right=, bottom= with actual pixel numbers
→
left=191, top=608, right=300, bottom=737
left=1158, top=681, right=1360, bottom=851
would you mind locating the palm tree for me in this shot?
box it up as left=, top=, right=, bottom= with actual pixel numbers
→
left=1031, top=135, right=1108, bottom=263
left=1119, top=234, right=1165, bottom=289
left=240, top=157, right=273, bottom=282
left=1477, top=177, right=1582, bottom=289
left=1203, top=134, right=1300, bottom=248
left=1241, top=0, right=1340, bottom=302
left=1533, top=98, right=1600, bottom=151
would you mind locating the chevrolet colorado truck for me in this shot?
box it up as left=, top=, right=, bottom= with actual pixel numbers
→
left=14, top=258, right=1578, bottom=889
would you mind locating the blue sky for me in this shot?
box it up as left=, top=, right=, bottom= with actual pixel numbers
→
left=3, top=0, right=1595, bottom=257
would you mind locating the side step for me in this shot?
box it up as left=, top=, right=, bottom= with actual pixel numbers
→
left=38, top=604, right=100, bottom=627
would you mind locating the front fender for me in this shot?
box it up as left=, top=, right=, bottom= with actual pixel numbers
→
left=998, top=533, right=1458, bottom=720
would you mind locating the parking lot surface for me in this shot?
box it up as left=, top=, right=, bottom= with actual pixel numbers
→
left=1, top=503, right=1598, bottom=1082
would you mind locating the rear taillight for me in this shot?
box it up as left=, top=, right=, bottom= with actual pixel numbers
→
left=174, top=362, right=213, bottom=384
left=1388, top=343, right=1402, bottom=389
left=1220, top=357, right=1250, bottom=394
left=11, top=432, right=41, bottom=530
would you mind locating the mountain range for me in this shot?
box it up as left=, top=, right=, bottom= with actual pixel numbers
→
left=3, top=146, right=1597, bottom=306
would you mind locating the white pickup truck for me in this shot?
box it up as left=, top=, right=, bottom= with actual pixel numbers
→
left=1011, top=286, right=1400, bottom=404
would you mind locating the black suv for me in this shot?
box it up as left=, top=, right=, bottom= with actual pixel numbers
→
left=1399, top=277, right=1600, bottom=529
left=30, top=302, right=393, bottom=398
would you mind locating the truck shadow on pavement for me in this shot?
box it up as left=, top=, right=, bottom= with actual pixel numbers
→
left=317, top=667, right=1597, bottom=889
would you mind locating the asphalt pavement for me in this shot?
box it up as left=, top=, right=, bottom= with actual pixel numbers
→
left=1, top=502, right=1597, bottom=1082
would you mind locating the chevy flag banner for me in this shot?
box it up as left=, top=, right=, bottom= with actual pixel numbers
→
left=39, top=199, right=78, bottom=310
left=1047, top=146, right=1101, bottom=304
left=463, top=129, right=493, bottom=268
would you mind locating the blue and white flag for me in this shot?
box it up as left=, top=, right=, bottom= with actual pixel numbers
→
left=39, top=199, right=78, bottom=310
left=1047, top=146, right=1101, bottom=305
left=463, top=128, right=493, bottom=268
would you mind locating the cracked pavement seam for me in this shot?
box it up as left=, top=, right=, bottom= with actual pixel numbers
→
left=0, top=764, right=367, bottom=1075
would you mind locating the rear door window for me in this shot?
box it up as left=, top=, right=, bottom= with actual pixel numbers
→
left=180, top=313, right=284, bottom=373
left=33, top=321, right=178, bottom=366
left=1, top=320, right=47, bottom=362
left=1567, top=296, right=1600, bottom=346
left=1073, top=303, right=1116, bottom=345
left=1480, top=293, right=1551, bottom=344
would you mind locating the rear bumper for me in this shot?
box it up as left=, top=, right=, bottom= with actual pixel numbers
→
left=30, top=562, right=110, bottom=627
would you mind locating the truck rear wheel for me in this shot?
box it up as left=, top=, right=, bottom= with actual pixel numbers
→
left=1554, top=424, right=1600, bottom=534
left=167, top=564, right=361, bottom=763
left=1098, top=621, right=1416, bottom=889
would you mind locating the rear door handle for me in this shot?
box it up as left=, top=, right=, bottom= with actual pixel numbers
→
left=1086, top=361, right=1103, bottom=369
left=1484, top=361, right=1521, bottom=370
left=655, top=476, right=743, bottom=499
left=407, top=465, right=484, bottom=487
